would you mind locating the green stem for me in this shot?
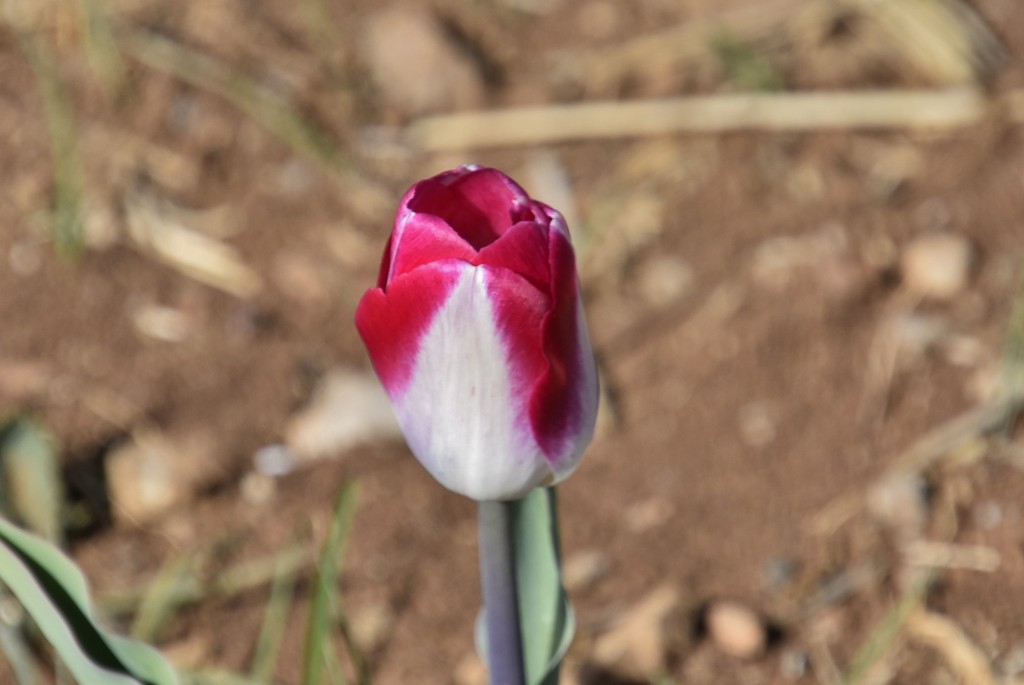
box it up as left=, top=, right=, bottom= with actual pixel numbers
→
left=478, top=500, right=526, bottom=685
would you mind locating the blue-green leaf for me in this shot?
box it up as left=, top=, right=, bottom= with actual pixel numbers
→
left=511, top=488, right=574, bottom=685
left=0, top=516, right=178, bottom=685
left=475, top=487, right=575, bottom=685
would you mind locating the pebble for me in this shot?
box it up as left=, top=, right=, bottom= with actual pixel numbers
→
left=360, top=7, right=483, bottom=115
left=453, top=651, right=487, bottom=685
left=577, top=0, right=622, bottom=39
left=965, top=363, right=1002, bottom=403
left=591, top=584, right=681, bottom=679
left=253, top=443, right=297, bottom=477
left=349, top=603, right=395, bottom=654
left=738, top=401, right=776, bottom=448
left=705, top=600, right=768, bottom=659
left=133, top=304, right=190, bottom=342
left=238, top=471, right=276, bottom=506
left=943, top=334, right=985, bottom=367
left=780, top=649, right=809, bottom=680
left=562, top=549, right=610, bottom=593
left=901, top=233, right=973, bottom=300
left=8, top=240, right=42, bottom=276
left=634, top=254, right=695, bottom=307
left=284, top=369, right=402, bottom=461
left=0, top=358, right=50, bottom=401
left=271, top=252, right=331, bottom=304
left=973, top=500, right=1003, bottom=530
left=865, top=472, right=929, bottom=539
left=105, top=428, right=223, bottom=524
left=624, top=497, right=673, bottom=533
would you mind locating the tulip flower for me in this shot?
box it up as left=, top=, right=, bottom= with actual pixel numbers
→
left=355, top=165, right=599, bottom=502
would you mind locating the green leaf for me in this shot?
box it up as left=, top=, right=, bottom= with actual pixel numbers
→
left=0, top=516, right=178, bottom=685
left=511, top=488, right=575, bottom=685
left=0, top=418, right=65, bottom=545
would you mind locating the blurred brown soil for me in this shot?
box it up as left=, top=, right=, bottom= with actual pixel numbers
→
left=2, top=1, right=1024, bottom=684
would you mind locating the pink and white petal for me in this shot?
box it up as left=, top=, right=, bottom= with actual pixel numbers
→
left=546, top=301, right=599, bottom=480
left=534, top=201, right=569, bottom=240
left=394, top=264, right=553, bottom=500
left=355, top=261, right=465, bottom=396
left=530, top=229, right=599, bottom=470
left=475, top=221, right=550, bottom=291
left=405, top=168, right=534, bottom=250
left=387, top=211, right=478, bottom=282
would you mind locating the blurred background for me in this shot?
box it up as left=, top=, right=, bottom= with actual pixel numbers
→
left=1, top=0, right=1024, bottom=683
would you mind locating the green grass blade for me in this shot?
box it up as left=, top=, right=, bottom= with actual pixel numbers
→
left=842, top=571, right=933, bottom=685
left=76, top=0, right=128, bottom=96
left=249, top=548, right=300, bottom=682
left=21, top=32, right=86, bottom=259
left=302, top=482, right=359, bottom=685
left=131, top=553, right=203, bottom=643
left=119, top=30, right=390, bottom=222
left=0, top=614, right=39, bottom=685
left=122, top=31, right=347, bottom=173
left=0, top=516, right=178, bottom=685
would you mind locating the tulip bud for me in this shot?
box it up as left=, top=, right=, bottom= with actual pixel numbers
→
left=356, top=166, right=599, bottom=500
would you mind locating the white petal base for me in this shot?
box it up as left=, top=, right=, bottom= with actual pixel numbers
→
left=394, top=266, right=551, bottom=500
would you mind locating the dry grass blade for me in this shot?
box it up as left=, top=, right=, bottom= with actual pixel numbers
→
left=124, top=187, right=262, bottom=298
left=905, top=611, right=997, bottom=685
left=904, top=541, right=1000, bottom=573
left=555, top=0, right=802, bottom=92
left=1010, top=90, right=1024, bottom=123
left=1000, top=268, right=1024, bottom=431
left=407, top=88, right=987, bottom=151
left=854, top=0, right=1004, bottom=85
left=811, top=385, right=1024, bottom=536
left=123, top=30, right=346, bottom=173
left=122, top=29, right=389, bottom=221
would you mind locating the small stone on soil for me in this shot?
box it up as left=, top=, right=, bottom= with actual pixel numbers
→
left=453, top=651, right=487, bottom=685
left=901, top=233, right=973, bottom=300
left=285, top=369, right=401, bottom=461
left=738, top=401, right=776, bottom=448
left=239, top=470, right=276, bottom=506
left=591, top=583, right=680, bottom=679
left=360, top=7, right=483, bottom=115
left=562, top=549, right=611, bottom=593
left=350, top=603, right=396, bottom=654
left=133, top=304, right=190, bottom=342
left=105, top=428, right=223, bottom=524
left=634, top=254, right=695, bottom=307
left=866, top=472, right=929, bottom=538
left=624, top=496, right=673, bottom=533
left=706, top=600, right=768, bottom=659
left=253, top=443, right=297, bottom=477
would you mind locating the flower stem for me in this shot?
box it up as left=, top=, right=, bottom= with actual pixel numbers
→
left=478, top=499, right=526, bottom=685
